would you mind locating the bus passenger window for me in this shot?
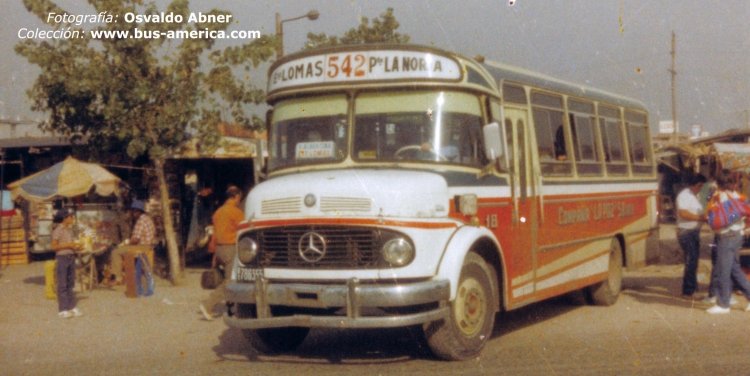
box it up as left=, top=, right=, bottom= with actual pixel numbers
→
left=532, top=96, right=571, bottom=176
left=568, top=98, right=603, bottom=176
left=532, top=109, right=555, bottom=160
left=554, top=125, right=567, bottom=160
left=626, top=110, right=653, bottom=174
left=599, top=105, right=627, bottom=175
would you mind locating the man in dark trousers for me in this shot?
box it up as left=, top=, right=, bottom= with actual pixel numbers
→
left=200, top=185, right=244, bottom=320
left=676, top=174, right=707, bottom=299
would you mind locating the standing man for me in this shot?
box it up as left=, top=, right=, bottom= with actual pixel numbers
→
left=200, top=185, right=244, bottom=320
left=108, top=200, right=156, bottom=286
left=676, top=173, right=708, bottom=299
left=51, top=208, right=83, bottom=318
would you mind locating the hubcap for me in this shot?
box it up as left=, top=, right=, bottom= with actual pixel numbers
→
left=455, top=277, right=486, bottom=337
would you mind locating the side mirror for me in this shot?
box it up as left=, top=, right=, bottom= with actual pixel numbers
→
left=482, top=122, right=507, bottom=171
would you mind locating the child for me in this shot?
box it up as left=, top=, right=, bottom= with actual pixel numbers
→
left=51, top=209, right=83, bottom=318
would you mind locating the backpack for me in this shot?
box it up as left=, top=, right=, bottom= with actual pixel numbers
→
left=706, top=193, right=750, bottom=231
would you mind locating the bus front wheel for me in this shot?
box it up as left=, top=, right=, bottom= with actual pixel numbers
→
left=423, top=253, right=496, bottom=360
left=586, top=238, right=623, bottom=306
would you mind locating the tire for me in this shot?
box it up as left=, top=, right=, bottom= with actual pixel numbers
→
left=586, top=238, right=623, bottom=306
left=423, top=253, right=497, bottom=360
left=242, top=327, right=310, bottom=354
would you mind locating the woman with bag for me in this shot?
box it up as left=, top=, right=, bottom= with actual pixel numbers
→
left=706, top=171, right=750, bottom=314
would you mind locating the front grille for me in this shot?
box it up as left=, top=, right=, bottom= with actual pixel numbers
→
left=252, top=225, right=384, bottom=269
left=320, top=197, right=372, bottom=212
left=261, top=197, right=301, bottom=215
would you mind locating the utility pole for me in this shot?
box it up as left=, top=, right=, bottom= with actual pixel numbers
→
left=669, top=31, right=678, bottom=143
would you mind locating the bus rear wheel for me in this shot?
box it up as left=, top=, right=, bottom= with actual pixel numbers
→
left=586, top=238, right=623, bottom=306
left=423, top=253, right=496, bottom=360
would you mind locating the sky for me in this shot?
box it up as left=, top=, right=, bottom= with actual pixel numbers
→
left=0, top=0, right=748, bottom=136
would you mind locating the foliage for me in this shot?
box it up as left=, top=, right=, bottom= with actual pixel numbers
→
left=16, top=0, right=276, bottom=282
left=16, top=0, right=275, bottom=161
left=305, top=8, right=409, bottom=50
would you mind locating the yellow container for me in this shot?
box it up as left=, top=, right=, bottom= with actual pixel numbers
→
left=44, top=260, right=57, bottom=299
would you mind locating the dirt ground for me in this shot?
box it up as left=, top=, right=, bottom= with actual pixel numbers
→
left=1, top=224, right=742, bottom=376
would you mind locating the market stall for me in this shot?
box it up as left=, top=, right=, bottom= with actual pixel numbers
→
left=7, top=157, right=125, bottom=274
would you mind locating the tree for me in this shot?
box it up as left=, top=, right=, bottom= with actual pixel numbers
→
left=304, top=8, right=409, bottom=49
left=16, top=0, right=275, bottom=284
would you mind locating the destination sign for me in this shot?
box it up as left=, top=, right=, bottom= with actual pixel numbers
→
left=268, top=50, right=461, bottom=92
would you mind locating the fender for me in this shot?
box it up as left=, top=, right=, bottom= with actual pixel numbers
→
left=435, top=225, right=505, bottom=301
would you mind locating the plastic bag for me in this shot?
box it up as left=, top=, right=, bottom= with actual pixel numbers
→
left=707, top=196, right=750, bottom=231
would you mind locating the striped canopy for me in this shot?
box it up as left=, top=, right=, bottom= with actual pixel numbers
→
left=8, top=156, right=120, bottom=202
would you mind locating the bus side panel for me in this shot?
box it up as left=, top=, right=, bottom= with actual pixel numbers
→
left=532, top=188, right=652, bottom=300
left=476, top=197, right=535, bottom=308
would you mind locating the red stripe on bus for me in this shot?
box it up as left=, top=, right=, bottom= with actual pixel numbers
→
left=249, top=217, right=458, bottom=229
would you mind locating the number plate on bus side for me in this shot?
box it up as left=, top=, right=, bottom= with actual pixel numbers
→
left=237, top=267, right=264, bottom=281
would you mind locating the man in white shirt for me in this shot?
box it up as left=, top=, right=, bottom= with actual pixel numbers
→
left=676, top=173, right=708, bottom=298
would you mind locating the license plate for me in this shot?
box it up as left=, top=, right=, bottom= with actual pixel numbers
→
left=237, top=267, right=264, bottom=281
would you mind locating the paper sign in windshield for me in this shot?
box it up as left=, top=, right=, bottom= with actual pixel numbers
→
left=296, top=141, right=335, bottom=159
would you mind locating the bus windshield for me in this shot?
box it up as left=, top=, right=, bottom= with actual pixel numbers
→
left=269, top=95, right=348, bottom=170
left=354, top=91, right=486, bottom=166
left=268, top=90, right=487, bottom=170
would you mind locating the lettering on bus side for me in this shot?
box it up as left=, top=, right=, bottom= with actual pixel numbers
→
left=557, top=201, right=636, bottom=226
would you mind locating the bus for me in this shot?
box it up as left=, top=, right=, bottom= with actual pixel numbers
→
left=223, top=44, right=659, bottom=360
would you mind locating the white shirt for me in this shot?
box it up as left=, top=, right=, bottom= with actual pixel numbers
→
left=676, top=187, right=703, bottom=230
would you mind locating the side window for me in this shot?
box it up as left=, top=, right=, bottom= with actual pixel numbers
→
left=568, top=99, right=602, bottom=176
left=491, top=100, right=512, bottom=171
left=501, top=112, right=527, bottom=200
left=517, top=118, right=527, bottom=200
left=532, top=92, right=570, bottom=176
left=504, top=117, right=514, bottom=171
left=599, top=105, right=627, bottom=175
left=503, top=84, right=527, bottom=105
left=626, top=110, right=653, bottom=175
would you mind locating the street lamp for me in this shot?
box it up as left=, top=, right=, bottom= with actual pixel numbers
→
left=275, top=9, right=320, bottom=59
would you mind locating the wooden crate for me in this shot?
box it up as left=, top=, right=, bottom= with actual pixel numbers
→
left=0, top=212, right=23, bottom=229
left=0, top=230, right=26, bottom=242
left=0, top=251, right=28, bottom=266
left=0, top=212, right=28, bottom=265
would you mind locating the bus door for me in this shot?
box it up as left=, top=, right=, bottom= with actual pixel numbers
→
left=503, top=106, right=538, bottom=303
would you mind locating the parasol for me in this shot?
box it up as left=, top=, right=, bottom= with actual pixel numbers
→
left=8, top=156, right=121, bottom=202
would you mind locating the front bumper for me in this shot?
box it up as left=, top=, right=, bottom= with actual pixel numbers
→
left=223, top=277, right=450, bottom=329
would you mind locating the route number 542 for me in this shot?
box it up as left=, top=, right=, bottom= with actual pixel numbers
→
left=327, top=54, right=366, bottom=78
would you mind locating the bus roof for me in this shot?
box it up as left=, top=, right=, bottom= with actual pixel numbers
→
left=267, top=44, right=646, bottom=112
left=481, top=59, right=647, bottom=111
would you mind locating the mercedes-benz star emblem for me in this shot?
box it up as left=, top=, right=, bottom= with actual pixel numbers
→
left=298, top=232, right=326, bottom=263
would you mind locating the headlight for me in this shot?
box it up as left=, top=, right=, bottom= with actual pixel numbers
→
left=237, top=237, right=259, bottom=265
left=382, top=237, right=414, bottom=267
left=458, top=194, right=478, bottom=216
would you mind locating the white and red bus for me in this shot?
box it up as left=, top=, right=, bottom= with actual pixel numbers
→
left=224, top=44, right=659, bottom=360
